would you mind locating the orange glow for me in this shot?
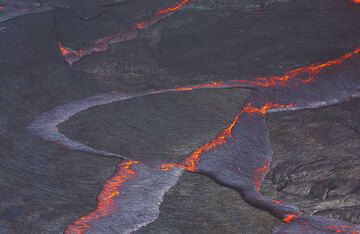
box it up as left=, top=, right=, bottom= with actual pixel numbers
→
left=135, top=22, right=146, bottom=29
left=65, top=161, right=139, bottom=234
left=175, top=82, right=225, bottom=91
left=157, top=0, right=189, bottom=15
left=161, top=114, right=239, bottom=172
left=254, top=159, right=270, bottom=191
left=231, top=47, right=360, bottom=87
left=176, top=87, right=194, bottom=91
left=327, top=225, right=360, bottom=234
left=57, top=42, right=71, bottom=56
left=283, top=214, right=297, bottom=223
left=58, top=0, right=191, bottom=65
left=272, top=200, right=283, bottom=205
left=161, top=102, right=293, bottom=172
left=242, top=102, right=294, bottom=115
left=352, top=0, right=360, bottom=4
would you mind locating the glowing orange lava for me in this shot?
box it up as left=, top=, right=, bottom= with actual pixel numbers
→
left=254, top=159, right=270, bottom=191
left=283, top=214, right=297, bottom=223
left=57, top=42, right=71, bottom=56
left=157, top=0, right=190, bottom=15
left=242, top=102, right=294, bottom=115
left=161, top=102, right=293, bottom=172
left=63, top=1, right=360, bottom=233
left=65, top=160, right=139, bottom=234
left=175, top=82, right=225, bottom=91
left=327, top=225, right=360, bottom=234
left=135, top=22, right=146, bottom=29
left=231, top=47, right=360, bottom=87
left=161, top=114, right=239, bottom=172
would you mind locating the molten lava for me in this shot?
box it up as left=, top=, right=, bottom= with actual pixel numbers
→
left=58, top=0, right=360, bottom=233
left=157, top=0, right=190, bottom=15
left=231, top=47, right=360, bottom=87
left=327, top=225, right=360, bottom=234
left=161, top=114, right=239, bottom=172
left=175, top=82, right=225, bottom=91
left=57, top=0, right=191, bottom=65
left=135, top=22, right=146, bottom=29
left=161, top=101, right=294, bottom=172
left=65, top=161, right=139, bottom=234
left=254, top=159, right=270, bottom=191
left=57, top=42, right=71, bottom=56
left=242, top=102, right=294, bottom=115
left=283, top=214, right=298, bottom=223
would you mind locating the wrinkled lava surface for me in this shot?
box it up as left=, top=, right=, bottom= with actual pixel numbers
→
left=1, top=0, right=360, bottom=233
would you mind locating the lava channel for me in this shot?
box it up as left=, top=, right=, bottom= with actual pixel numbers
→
left=65, top=160, right=139, bottom=234
left=230, top=47, right=360, bottom=88
left=57, top=0, right=191, bottom=66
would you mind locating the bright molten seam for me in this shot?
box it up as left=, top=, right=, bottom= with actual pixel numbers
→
left=231, top=47, right=360, bottom=87
left=283, top=214, right=298, bottom=223
left=254, top=159, right=271, bottom=191
left=65, top=160, right=139, bottom=234
left=57, top=42, right=71, bottom=56
left=161, top=114, right=239, bottom=172
left=157, top=0, right=190, bottom=15
left=161, top=102, right=293, bottom=172
left=327, top=225, right=360, bottom=233
left=175, top=81, right=225, bottom=91
left=242, top=102, right=294, bottom=115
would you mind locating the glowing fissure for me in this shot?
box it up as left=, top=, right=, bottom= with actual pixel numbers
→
left=242, top=102, right=294, bottom=115
left=175, top=81, right=225, bottom=91
left=160, top=101, right=294, bottom=173
left=57, top=0, right=190, bottom=65
left=327, top=225, right=360, bottom=234
left=161, top=114, right=239, bottom=172
left=253, top=159, right=271, bottom=191
left=65, top=160, right=139, bottom=234
left=29, top=5, right=360, bottom=231
left=57, top=42, right=72, bottom=56
left=231, top=47, right=360, bottom=88
left=156, top=0, right=190, bottom=15
left=31, top=43, right=360, bottom=232
left=282, top=214, right=298, bottom=223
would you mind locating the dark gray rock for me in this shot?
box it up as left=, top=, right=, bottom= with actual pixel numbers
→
left=262, top=99, right=360, bottom=224
left=1, top=0, right=360, bottom=233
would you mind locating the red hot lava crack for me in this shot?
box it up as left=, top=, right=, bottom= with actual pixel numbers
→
left=65, top=160, right=139, bottom=234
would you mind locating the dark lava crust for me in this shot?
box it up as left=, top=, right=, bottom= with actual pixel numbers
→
left=262, top=98, right=360, bottom=224
left=1, top=0, right=360, bottom=233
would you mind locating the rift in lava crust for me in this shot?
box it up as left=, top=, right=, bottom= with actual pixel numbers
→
left=160, top=102, right=294, bottom=172
left=27, top=0, right=360, bottom=233
left=56, top=0, right=191, bottom=66
left=30, top=45, right=360, bottom=233
left=65, top=161, right=139, bottom=234
left=160, top=113, right=239, bottom=172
